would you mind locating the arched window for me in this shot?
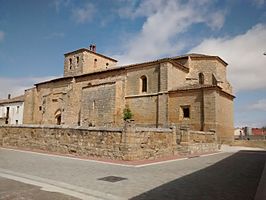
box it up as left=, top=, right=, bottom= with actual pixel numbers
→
left=55, top=109, right=62, bottom=125
left=199, top=73, right=204, bottom=85
left=56, top=115, right=61, bottom=125
left=140, top=75, right=147, bottom=92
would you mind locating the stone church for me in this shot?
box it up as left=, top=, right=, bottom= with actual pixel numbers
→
left=23, top=45, right=234, bottom=141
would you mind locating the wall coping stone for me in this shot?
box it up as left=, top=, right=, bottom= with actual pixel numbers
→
left=0, top=124, right=174, bottom=133
left=189, top=130, right=216, bottom=135
left=0, top=124, right=123, bottom=132
left=136, top=127, right=172, bottom=132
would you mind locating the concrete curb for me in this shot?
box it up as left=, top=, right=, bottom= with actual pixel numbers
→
left=255, top=161, right=266, bottom=200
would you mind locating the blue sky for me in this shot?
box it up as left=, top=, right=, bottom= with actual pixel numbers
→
left=0, top=0, right=265, bottom=128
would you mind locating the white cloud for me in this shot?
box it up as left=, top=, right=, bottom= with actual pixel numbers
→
left=190, top=24, right=266, bottom=92
left=114, top=0, right=226, bottom=64
left=53, top=0, right=71, bottom=12
left=249, top=99, right=266, bottom=111
left=0, top=31, right=5, bottom=42
left=72, top=3, right=95, bottom=23
left=253, top=0, right=265, bottom=7
left=0, top=76, right=59, bottom=99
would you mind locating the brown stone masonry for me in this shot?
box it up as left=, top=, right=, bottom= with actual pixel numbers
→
left=0, top=122, right=218, bottom=160
left=0, top=122, right=176, bottom=160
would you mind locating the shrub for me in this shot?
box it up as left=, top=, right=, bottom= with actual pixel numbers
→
left=123, top=105, right=133, bottom=121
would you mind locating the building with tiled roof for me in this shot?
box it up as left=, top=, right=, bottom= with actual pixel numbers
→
left=0, top=94, right=24, bottom=125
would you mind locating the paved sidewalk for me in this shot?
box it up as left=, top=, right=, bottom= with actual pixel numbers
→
left=0, top=176, right=80, bottom=200
left=0, top=146, right=265, bottom=200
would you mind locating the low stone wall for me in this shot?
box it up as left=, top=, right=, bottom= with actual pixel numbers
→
left=186, top=143, right=218, bottom=154
left=0, top=123, right=218, bottom=160
left=0, top=125, right=125, bottom=159
left=187, top=130, right=218, bottom=154
left=0, top=123, right=176, bottom=160
left=177, top=128, right=218, bottom=154
left=132, top=127, right=176, bottom=160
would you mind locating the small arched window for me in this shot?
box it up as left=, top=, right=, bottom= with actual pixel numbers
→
left=140, top=75, right=147, bottom=93
left=55, top=109, right=62, bottom=125
left=199, top=73, right=204, bottom=85
left=56, top=115, right=61, bottom=125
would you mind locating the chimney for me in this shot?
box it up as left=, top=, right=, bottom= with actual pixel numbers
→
left=8, top=94, right=11, bottom=99
left=89, top=44, right=96, bottom=52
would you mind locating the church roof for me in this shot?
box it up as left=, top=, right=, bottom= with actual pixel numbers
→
left=34, top=53, right=224, bottom=86
left=0, top=95, right=24, bottom=105
left=34, top=57, right=189, bottom=86
left=172, top=53, right=228, bottom=66
left=169, top=84, right=235, bottom=99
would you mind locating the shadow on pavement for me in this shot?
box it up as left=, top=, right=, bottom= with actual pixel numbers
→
left=131, top=150, right=266, bottom=200
left=0, top=177, right=80, bottom=200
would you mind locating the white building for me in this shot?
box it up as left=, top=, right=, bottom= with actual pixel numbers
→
left=0, top=95, right=24, bottom=125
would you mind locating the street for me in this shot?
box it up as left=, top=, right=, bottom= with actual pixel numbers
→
left=0, top=176, right=79, bottom=200
left=0, top=147, right=265, bottom=200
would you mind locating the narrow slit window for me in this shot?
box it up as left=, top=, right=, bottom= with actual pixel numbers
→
left=92, top=100, right=95, bottom=110
left=77, top=56, right=79, bottom=64
left=69, top=58, right=72, bottom=69
left=199, top=73, right=204, bottom=85
left=140, top=76, right=147, bottom=92
left=212, top=74, right=217, bottom=85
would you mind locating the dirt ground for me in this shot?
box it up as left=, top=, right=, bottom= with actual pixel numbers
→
left=232, top=140, right=266, bottom=149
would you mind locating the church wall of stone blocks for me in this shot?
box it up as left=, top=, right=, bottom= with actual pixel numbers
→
left=22, top=46, right=235, bottom=141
